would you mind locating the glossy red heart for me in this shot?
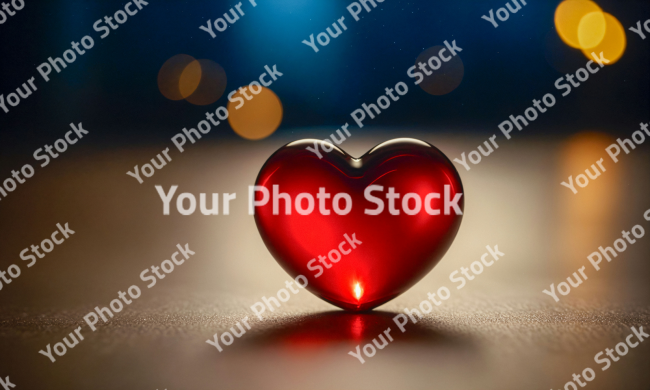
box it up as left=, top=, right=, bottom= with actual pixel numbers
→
left=253, top=138, right=464, bottom=311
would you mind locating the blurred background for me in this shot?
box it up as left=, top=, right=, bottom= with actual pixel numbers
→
left=1, top=0, right=649, bottom=389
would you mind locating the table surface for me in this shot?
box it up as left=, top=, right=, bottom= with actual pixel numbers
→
left=1, top=134, right=649, bottom=390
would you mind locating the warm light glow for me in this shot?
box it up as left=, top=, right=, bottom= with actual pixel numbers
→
left=581, top=12, right=626, bottom=65
left=557, top=132, right=619, bottom=297
left=354, top=282, right=363, bottom=300
left=554, top=1, right=626, bottom=64
left=179, top=60, right=202, bottom=99
left=577, top=11, right=606, bottom=50
left=158, top=56, right=227, bottom=104
left=158, top=54, right=197, bottom=101
left=228, top=86, right=283, bottom=140
left=184, top=59, right=228, bottom=106
left=555, top=0, right=603, bottom=49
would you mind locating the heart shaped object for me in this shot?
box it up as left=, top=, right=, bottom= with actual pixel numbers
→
left=253, top=138, right=464, bottom=311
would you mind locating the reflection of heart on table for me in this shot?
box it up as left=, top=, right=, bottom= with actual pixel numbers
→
left=253, top=138, right=464, bottom=311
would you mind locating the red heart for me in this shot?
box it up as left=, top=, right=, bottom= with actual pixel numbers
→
left=253, top=138, right=464, bottom=311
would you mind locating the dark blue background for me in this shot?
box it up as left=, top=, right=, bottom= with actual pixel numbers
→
left=0, top=0, right=649, bottom=154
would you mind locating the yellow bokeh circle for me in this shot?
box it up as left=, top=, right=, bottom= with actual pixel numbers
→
left=577, top=11, right=606, bottom=50
left=227, top=86, right=283, bottom=140
left=581, top=12, right=626, bottom=65
left=555, top=0, right=603, bottom=49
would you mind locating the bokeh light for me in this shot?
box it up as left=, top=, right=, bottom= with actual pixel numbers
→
left=158, top=54, right=198, bottom=101
left=581, top=12, right=626, bottom=65
left=557, top=132, right=620, bottom=288
left=555, top=0, right=603, bottom=49
left=415, top=45, right=464, bottom=96
left=577, top=11, right=606, bottom=50
left=185, top=59, right=228, bottom=106
left=228, top=86, right=283, bottom=140
left=178, top=60, right=202, bottom=100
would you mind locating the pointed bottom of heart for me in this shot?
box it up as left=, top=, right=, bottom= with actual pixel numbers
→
left=321, top=293, right=400, bottom=312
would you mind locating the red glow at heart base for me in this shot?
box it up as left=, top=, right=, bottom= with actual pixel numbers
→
left=253, top=139, right=464, bottom=311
